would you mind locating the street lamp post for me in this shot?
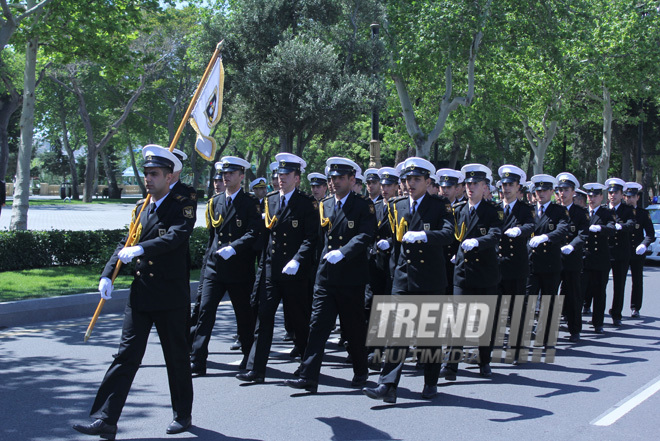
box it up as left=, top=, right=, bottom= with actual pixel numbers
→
left=368, top=23, right=382, bottom=169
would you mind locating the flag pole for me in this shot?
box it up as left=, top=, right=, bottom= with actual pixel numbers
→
left=84, top=40, right=225, bottom=342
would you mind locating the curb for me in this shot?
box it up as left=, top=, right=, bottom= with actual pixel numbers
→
left=0, top=282, right=199, bottom=329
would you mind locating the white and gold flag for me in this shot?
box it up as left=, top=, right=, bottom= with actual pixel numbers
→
left=189, top=56, right=224, bottom=161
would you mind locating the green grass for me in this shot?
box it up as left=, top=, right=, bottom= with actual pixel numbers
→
left=0, top=266, right=201, bottom=302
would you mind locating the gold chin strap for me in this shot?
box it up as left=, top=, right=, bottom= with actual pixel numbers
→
left=393, top=202, right=408, bottom=242
left=319, top=199, right=331, bottom=229
left=206, top=197, right=223, bottom=229
left=264, top=196, right=277, bottom=229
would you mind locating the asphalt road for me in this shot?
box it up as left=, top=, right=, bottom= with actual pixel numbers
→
left=1, top=266, right=660, bottom=441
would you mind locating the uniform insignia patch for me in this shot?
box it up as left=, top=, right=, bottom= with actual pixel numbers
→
left=570, top=225, right=575, bottom=232
left=633, top=209, right=636, bottom=216
left=446, top=204, right=452, bottom=213
left=183, top=207, right=194, bottom=218
left=498, top=211, right=504, bottom=220
left=256, top=205, right=261, bottom=213
left=549, top=223, right=555, bottom=231
left=424, top=223, right=430, bottom=231
left=480, top=227, right=487, bottom=235
left=237, top=219, right=242, bottom=227
left=348, top=221, right=355, bottom=229
left=292, top=220, right=298, bottom=228
left=191, top=192, right=198, bottom=201
left=636, top=224, right=640, bottom=229
left=313, top=201, right=319, bottom=210
left=159, top=228, right=166, bottom=237
left=369, top=205, right=375, bottom=214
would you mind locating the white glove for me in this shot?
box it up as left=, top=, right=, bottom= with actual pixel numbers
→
left=561, top=245, right=574, bottom=255
left=529, top=234, right=549, bottom=248
left=217, top=246, right=237, bottom=260
left=118, top=245, right=144, bottom=264
left=450, top=255, right=456, bottom=264
left=99, top=277, right=113, bottom=300
left=402, top=231, right=427, bottom=243
left=615, top=223, right=622, bottom=231
left=282, top=259, right=300, bottom=275
left=504, top=227, right=521, bottom=238
left=376, top=239, right=390, bottom=250
left=461, top=238, right=479, bottom=251
left=589, top=225, right=601, bottom=233
left=636, top=244, right=647, bottom=255
left=323, top=250, right=345, bottom=264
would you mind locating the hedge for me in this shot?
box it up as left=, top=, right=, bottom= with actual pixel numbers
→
left=0, top=227, right=209, bottom=272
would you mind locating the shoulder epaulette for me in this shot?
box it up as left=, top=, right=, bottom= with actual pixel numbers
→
left=136, top=198, right=146, bottom=206
left=392, top=196, right=407, bottom=203
left=453, top=200, right=467, bottom=207
left=321, top=195, right=334, bottom=202
left=173, top=193, right=190, bottom=204
left=266, top=190, right=279, bottom=197
left=245, top=192, right=259, bottom=202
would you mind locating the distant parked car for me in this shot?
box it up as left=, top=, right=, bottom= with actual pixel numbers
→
left=644, top=204, right=660, bottom=262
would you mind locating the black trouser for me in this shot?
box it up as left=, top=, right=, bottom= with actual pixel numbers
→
left=247, top=278, right=311, bottom=375
left=445, top=285, right=498, bottom=372
left=190, top=277, right=255, bottom=366
left=299, top=284, right=368, bottom=382
left=582, top=269, right=609, bottom=328
left=91, top=304, right=193, bottom=425
left=629, top=257, right=645, bottom=311
left=610, top=259, right=629, bottom=321
left=379, top=290, right=443, bottom=388
left=560, top=270, right=583, bottom=335
left=527, top=271, right=562, bottom=298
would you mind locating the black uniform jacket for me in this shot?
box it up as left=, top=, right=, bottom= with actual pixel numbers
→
left=371, top=197, right=393, bottom=273
left=389, top=194, right=454, bottom=293
left=203, top=188, right=262, bottom=283
left=453, top=200, right=503, bottom=289
left=608, top=202, right=636, bottom=261
left=258, top=188, right=319, bottom=281
left=172, top=180, right=198, bottom=203
left=102, top=193, right=196, bottom=312
left=630, top=206, right=655, bottom=259
left=315, top=191, right=376, bottom=287
left=499, top=200, right=535, bottom=280
left=561, top=203, right=590, bottom=272
left=583, top=205, right=615, bottom=271
left=528, top=202, right=570, bottom=274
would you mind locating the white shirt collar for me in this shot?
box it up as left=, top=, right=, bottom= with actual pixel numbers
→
left=225, top=187, right=242, bottom=200
left=335, top=192, right=349, bottom=207
left=409, top=194, right=425, bottom=208
left=503, top=199, right=517, bottom=211
left=469, top=199, right=481, bottom=211
left=152, top=192, right=170, bottom=208
left=279, top=188, right=295, bottom=203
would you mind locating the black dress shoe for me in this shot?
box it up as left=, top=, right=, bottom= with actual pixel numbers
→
left=230, top=339, right=242, bottom=350
left=421, top=384, right=438, bottom=399
left=289, top=346, right=301, bottom=358
left=568, top=333, right=580, bottom=343
left=239, top=356, right=248, bottom=370
left=72, top=419, right=117, bottom=440
left=631, top=309, right=640, bottom=318
left=439, top=366, right=457, bottom=381
left=582, top=307, right=591, bottom=316
left=283, top=331, right=294, bottom=342
left=351, top=373, right=369, bottom=387
left=479, top=364, right=492, bottom=377
left=166, top=416, right=192, bottom=434
left=293, top=366, right=301, bottom=377
left=190, top=362, right=206, bottom=377
left=594, top=326, right=604, bottom=334
left=236, top=370, right=264, bottom=383
left=362, top=384, right=397, bottom=403
left=285, top=378, right=318, bottom=393
left=613, top=319, right=622, bottom=327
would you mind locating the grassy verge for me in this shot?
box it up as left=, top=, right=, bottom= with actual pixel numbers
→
left=0, top=266, right=201, bottom=302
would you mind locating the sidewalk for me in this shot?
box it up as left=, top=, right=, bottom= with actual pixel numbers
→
left=0, top=195, right=208, bottom=231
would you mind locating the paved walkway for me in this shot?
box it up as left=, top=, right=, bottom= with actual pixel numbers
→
left=0, top=196, right=208, bottom=231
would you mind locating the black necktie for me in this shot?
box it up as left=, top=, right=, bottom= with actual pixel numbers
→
left=336, top=200, right=342, bottom=212
left=278, top=195, right=286, bottom=214
left=590, top=209, right=595, bottom=218
left=226, top=196, right=232, bottom=207
left=411, top=200, right=418, bottom=215
left=539, top=205, right=544, bottom=217
left=470, top=206, right=475, bottom=217
left=505, top=205, right=511, bottom=218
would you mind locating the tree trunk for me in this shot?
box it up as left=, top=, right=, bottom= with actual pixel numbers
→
left=279, top=130, right=294, bottom=153
left=10, top=33, right=38, bottom=230
left=126, top=130, right=146, bottom=197
left=521, top=117, right=558, bottom=175
left=448, top=133, right=461, bottom=169
left=100, top=148, right=121, bottom=198
left=0, top=80, right=21, bottom=181
left=621, top=140, right=632, bottom=182
left=58, top=100, right=80, bottom=199
left=596, top=86, right=612, bottom=183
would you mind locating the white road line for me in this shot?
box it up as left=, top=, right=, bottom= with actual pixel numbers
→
left=591, top=375, right=660, bottom=426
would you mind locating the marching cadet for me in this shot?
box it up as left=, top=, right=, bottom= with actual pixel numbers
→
left=189, top=156, right=262, bottom=376
left=497, top=166, right=535, bottom=299
left=456, top=174, right=467, bottom=203
left=624, top=182, right=655, bottom=318
left=574, top=188, right=588, bottom=208
left=556, top=173, right=589, bottom=342
left=353, top=169, right=365, bottom=195
left=605, top=177, right=636, bottom=327
left=365, top=167, right=391, bottom=318
left=363, top=158, right=454, bottom=402
left=427, top=174, right=440, bottom=196
left=73, top=146, right=195, bottom=438
left=250, top=177, right=268, bottom=207
left=285, top=157, right=376, bottom=393
left=365, top=168, right=383, bottom=204
left=526, top=182, right=537, bottom=205
left=308, top=172, right=328, bottom=201
left=270, top=162, right=280, bottom=191
left=437, top=168, right=464, bottom=295
left=237, top=153, right=319, bottom=384
left=396, top=162, right=409, bottom=197
left=582, top=183, right=615, bottom=333
left=527, top=174, right=569, bottom=298
left=441, top=163, right=502, bottom=379
left=170, top=148, right=198, bottom=202
left=212, top=164, right=224, bottom=194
